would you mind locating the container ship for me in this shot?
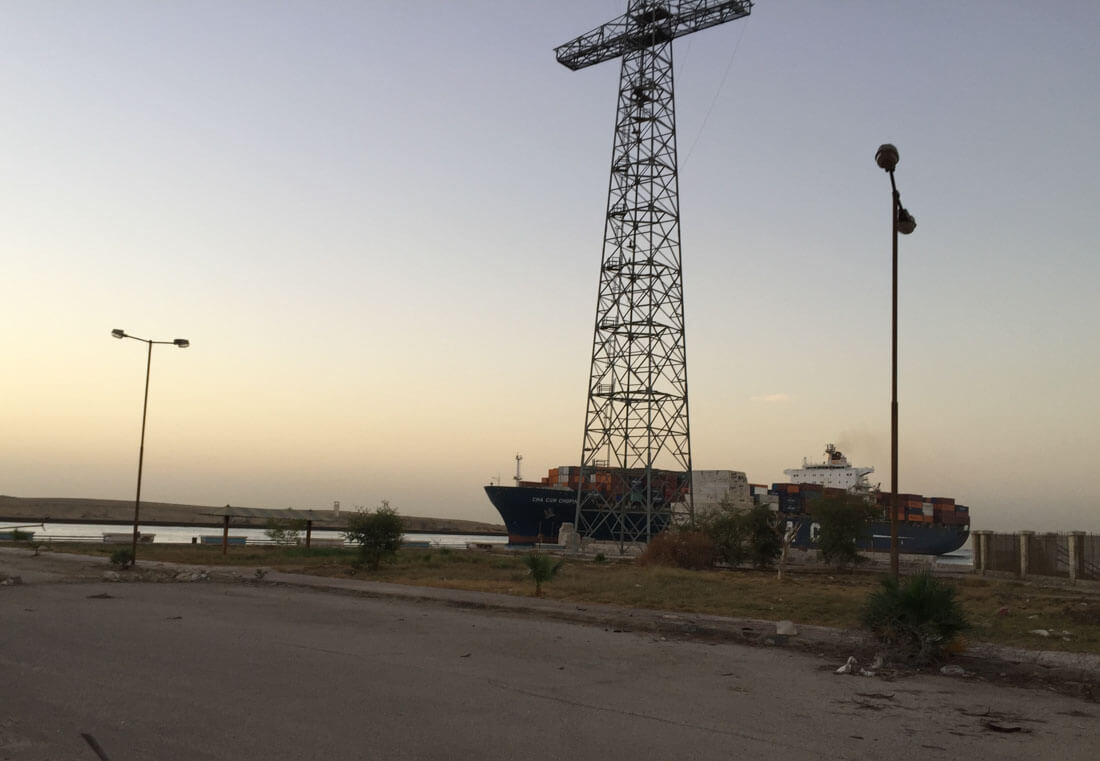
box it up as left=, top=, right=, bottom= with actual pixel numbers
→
left=770, top=445, right=970, bottom=556
left=484, top=446, right=969, bottom=555
left=483, top=456, right=685, bottom=544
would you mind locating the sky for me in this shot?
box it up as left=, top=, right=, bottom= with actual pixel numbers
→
left=2, top=1, right=1098, bottom=532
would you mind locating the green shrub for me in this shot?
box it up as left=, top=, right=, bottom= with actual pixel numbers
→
left=522, top=552, right=564, bottom=596
left=697, top=505, right=781, bottom=569
left=109, top=548, right=134, bottom=568
left=639, top=529, right=715, bottom=570
left=344, top=502, right=404, bottom=571
left=698, top=510, right=747, bottom=566
left=810, top=494, right=877, bottom=566
left=742, top=505, right=782, bottom=569
left=264, top=517, right=306, bottom=545
left=862, top=571, right=969, bottom=664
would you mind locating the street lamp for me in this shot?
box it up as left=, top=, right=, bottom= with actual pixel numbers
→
left=875, top=144, right=916, bottom=580
left=111, top=329, right=190, bottom=565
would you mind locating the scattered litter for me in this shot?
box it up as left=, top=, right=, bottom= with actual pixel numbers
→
left=102, top=571, right=121, bottom=582
left=835, top=656, right=858, bottom=675
left=858, top=668, right=877, bottom=677
left=1028, top=629, right=1051, bottom=637
left=869, top=655, right=884, bottom=670
left=940, top=665, right=966, bottom=677
left=0, top=574, right=23, bottom=586
left=996, top=606, right=1010, bottom=616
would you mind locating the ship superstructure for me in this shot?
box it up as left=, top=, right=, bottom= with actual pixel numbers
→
left=783, top=444, right=874, bottom=492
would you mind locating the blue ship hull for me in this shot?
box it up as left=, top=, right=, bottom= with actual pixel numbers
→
left=782, top=518, right=969, bottom=556
left=484, top=485, right=671, bottom=544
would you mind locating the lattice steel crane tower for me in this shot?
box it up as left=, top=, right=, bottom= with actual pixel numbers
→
left=556, top=1, right=752, bottom=545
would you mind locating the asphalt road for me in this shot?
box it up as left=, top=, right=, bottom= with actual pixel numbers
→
left=1, top=554, right=1097, bottom=760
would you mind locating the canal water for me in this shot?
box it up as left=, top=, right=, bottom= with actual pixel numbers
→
left=0, top=521, right=507, bottom=549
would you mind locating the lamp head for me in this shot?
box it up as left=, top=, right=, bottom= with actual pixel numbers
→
left=173, top=339, right=190, bottom=348
left=898, top=207, right=917, bottom=235
left=111, top=329, right=125, bottom=339
left=875, top=143, right=899, bottom=172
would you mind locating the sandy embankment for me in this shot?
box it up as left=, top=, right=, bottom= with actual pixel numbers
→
left=0, top=495, right=505, bottom=535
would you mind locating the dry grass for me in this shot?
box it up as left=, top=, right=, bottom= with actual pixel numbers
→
left=51, top=543, right=1100, bottom=654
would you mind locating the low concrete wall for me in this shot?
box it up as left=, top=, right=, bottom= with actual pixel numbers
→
left=973, top=531, right=1098, bottom=582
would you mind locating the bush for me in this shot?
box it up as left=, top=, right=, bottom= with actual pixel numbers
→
left=639, top=529, right=715, bottom=570
left=264, top=517, right=306, bottom=545
left=522, top=552, right=564, bottom=596
left=109, top=548, right=134, bottom=568
left=698, top=510, right=747, bottom=566
left=742, top=505, right=782, bottom=569
left=862, top=571, right=969, bottom=664
left=811, top=494, right=877, bottom=566
left=697, top=506, right=781, bottom=569
left=344, top=502, right=404, bottom=571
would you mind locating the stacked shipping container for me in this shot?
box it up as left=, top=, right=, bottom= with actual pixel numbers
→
left=766, top=484, right=971, bottom=528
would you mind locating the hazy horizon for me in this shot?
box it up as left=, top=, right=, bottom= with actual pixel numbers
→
left=3, top=1, right=1098, bottom=533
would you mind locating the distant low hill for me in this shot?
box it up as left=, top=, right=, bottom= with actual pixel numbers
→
left=0, top=495, right=505, bottom=536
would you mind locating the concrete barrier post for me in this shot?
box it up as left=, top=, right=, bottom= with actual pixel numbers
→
left=1019, top=531, right=1034, bottom=578
left=1069, top=531, right=1084, bottom=583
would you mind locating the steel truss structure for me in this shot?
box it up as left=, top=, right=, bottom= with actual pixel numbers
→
left=556, top=1, right=752, bottom=546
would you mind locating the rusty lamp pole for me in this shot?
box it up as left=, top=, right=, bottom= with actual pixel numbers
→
left=875, top=144, right=916, bottom=579
left=111, top=329, right=190, bottom=565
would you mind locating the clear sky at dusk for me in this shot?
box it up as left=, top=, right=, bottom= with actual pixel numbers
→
left=3, top=1, right=1097, bottom=532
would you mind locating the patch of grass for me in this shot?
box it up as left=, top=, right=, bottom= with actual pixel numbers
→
left=49, top=543, right=1100, bottom=655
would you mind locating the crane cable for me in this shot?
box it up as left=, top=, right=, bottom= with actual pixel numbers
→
left=682, top=13, right=752, bottom=168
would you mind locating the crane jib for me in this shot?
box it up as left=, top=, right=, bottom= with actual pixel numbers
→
left=555, top=1, right=753, bottom=71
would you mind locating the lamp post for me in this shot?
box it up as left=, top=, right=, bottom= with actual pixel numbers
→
left=111, top=329, right=190, bottom=565
left=875, top=144, right=917, bottom=580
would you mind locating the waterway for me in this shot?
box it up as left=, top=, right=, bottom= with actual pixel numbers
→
left=0, top=521, right=507, bottom=549
left=0, top=521, right=972, bottom=564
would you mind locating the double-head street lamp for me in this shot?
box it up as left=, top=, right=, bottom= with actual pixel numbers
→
left=111, top=329, right=190, bottom=565
left=875, top=144, right=916, bottom=580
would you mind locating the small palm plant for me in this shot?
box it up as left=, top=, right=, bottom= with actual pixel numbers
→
left=862, top=571, right=969, bottom=664
left=523, top=552, right=564, bottom=597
